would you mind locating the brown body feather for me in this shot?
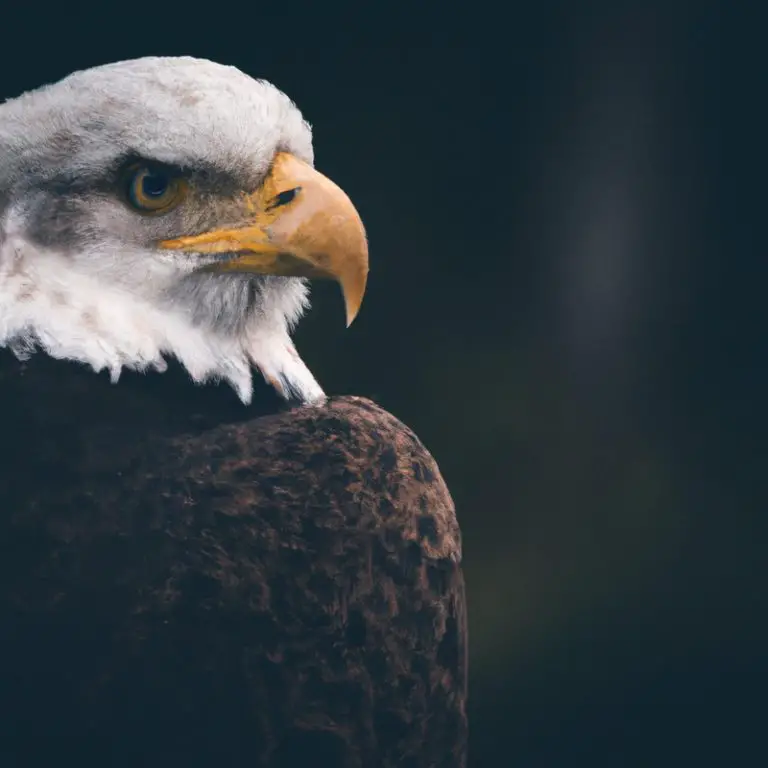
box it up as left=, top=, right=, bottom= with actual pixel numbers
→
left=0, top=352, right=467, bottom=767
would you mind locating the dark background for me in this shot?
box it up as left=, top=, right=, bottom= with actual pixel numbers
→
left=3, top=3, right=759, bottom=766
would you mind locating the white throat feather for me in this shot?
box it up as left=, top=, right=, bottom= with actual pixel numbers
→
left=0, top=228, right=325, bottom=404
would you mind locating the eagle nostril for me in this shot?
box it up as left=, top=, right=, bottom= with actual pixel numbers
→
left=266, top=187, right=301, bottom=211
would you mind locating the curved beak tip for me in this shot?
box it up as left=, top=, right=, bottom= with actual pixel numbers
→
left=343, top=271, right=368, bottom=327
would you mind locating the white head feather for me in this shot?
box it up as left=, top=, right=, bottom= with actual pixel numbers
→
left=0, top=56, right=326, bottom=403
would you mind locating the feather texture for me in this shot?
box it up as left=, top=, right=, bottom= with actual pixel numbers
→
left=0, top=352, right=468, bottom=767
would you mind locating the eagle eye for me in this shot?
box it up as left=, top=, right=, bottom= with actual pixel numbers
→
left=125, top=163, right=187, bottom=214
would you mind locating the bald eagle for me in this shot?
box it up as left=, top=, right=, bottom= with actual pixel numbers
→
left=0, top=58, right=467, bottom=767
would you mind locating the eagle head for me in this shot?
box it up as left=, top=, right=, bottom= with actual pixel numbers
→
left=0, top=57, right=368, bottom=404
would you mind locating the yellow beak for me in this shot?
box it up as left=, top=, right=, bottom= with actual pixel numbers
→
left=160, top=152, right=368, bottom=326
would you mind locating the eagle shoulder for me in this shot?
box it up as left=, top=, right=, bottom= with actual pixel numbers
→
left=157, top=395, right=469, bottom=766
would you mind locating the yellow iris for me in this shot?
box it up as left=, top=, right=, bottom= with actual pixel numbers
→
left=126, top=164, right=187, bottom=214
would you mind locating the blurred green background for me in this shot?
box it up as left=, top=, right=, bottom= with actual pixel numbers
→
left=3, top=3, right=757, bottom=765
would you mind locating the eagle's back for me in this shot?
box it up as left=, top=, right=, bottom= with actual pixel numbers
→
left=0, top=354, right=467, bottom=767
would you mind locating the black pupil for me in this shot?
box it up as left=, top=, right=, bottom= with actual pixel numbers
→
left=141, top=171, right=169, bottom=198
